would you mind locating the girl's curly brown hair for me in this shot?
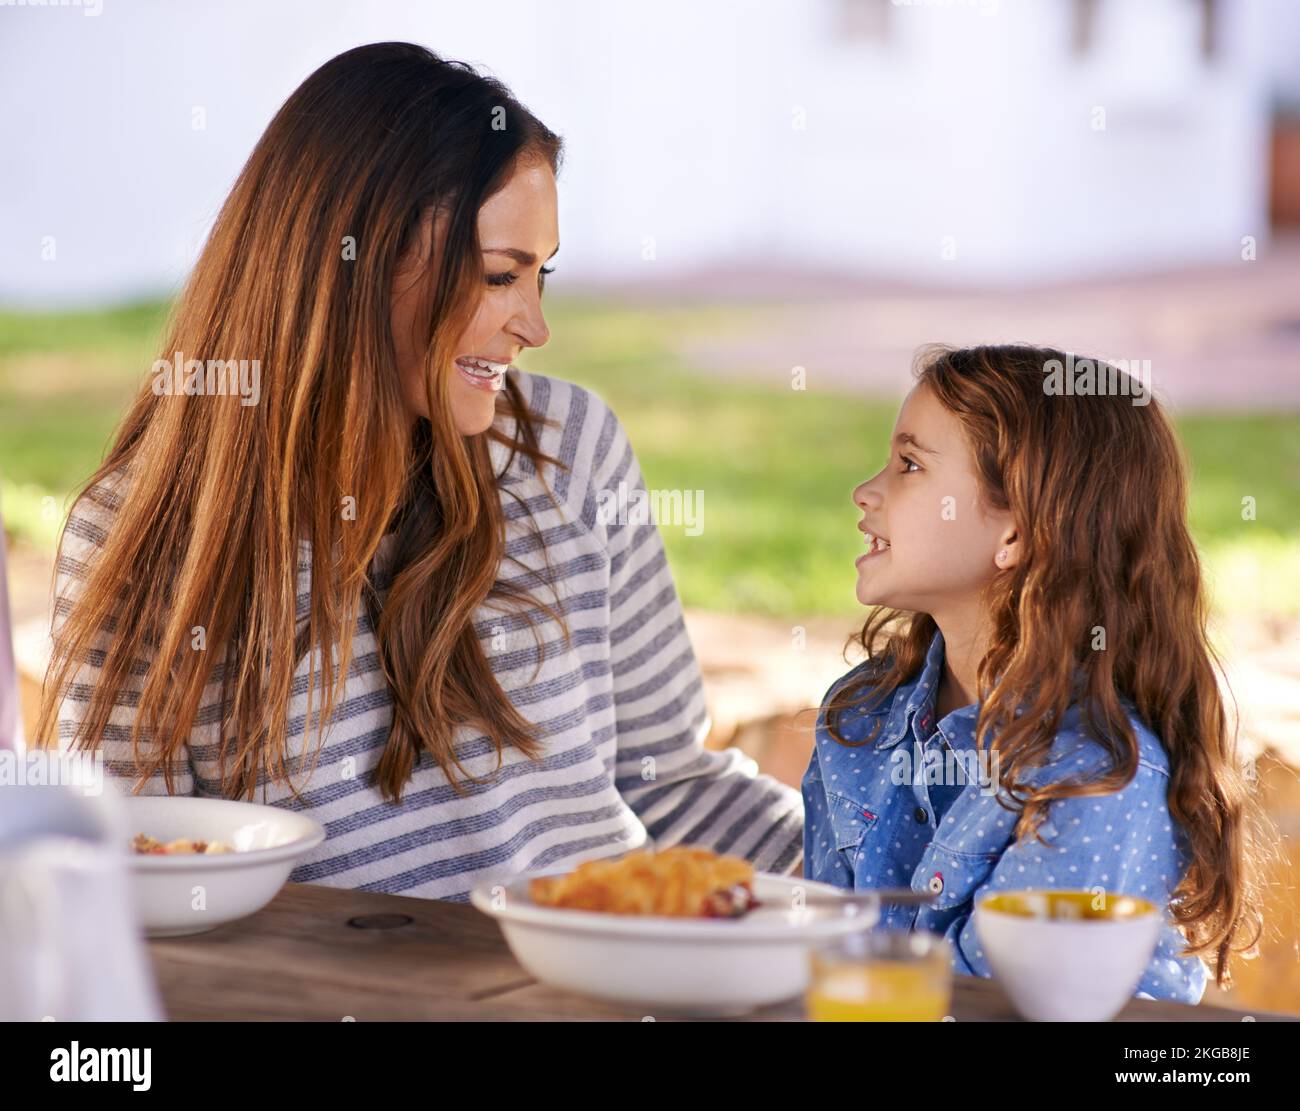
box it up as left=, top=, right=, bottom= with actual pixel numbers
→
left=824, top=343, right=1274, bottom=992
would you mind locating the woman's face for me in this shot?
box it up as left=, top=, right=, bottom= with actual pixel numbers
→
left=851, top=383, right=1016, bottom=614
left=391, top=157, right=558, bottom=434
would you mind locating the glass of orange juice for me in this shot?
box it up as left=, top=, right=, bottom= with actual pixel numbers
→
left=806, top=929, right=953, bottom=1021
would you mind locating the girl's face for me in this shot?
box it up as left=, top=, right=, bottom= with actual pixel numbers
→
left=852, top=383, right=1017, bottom=614
left=392, top=158, right=558, bottom=434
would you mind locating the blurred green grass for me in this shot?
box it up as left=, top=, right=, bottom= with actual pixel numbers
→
left=2, top=299, right=1298, bottom=619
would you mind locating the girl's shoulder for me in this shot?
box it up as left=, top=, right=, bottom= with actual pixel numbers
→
left=820, top=655, right=890, bottom=704
left=1037, top=698, right=1172, bottom=789
left=815, top=656, right=900, bottom=743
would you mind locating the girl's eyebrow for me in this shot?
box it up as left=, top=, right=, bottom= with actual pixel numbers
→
left=483, top=244, right=560, bottom=266
left=894, top=431, right=939, bottom=456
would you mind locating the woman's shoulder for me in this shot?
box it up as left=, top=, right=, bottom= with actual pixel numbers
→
left=509, top=367, right=618, bottom=439
left=504, top=368, right=629, bottom=489
left=59, top=466, right=133, bottom=564
left=52, top=467, right=136, bottom=639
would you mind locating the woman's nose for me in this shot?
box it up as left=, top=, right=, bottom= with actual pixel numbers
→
left=511, top=292, right=550, bottom=350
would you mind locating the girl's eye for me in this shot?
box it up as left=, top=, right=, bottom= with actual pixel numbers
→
left=900, top=454, right=920, bottom=473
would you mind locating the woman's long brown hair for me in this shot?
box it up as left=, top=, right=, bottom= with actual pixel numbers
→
left=824, top=344, right=1273, bottom=991
left=36, top=42, right=573, bottom=803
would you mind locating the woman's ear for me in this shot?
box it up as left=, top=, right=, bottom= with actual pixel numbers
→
left=994, top=527, right=1021, bottom=571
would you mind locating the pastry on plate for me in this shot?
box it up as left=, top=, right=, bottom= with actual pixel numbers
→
left=528, top=845, right=759, bottom=918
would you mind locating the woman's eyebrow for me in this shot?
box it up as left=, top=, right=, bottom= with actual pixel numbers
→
left=893, top=431, right=939, bottom=456
left=482, top=244, right=560, bottom=266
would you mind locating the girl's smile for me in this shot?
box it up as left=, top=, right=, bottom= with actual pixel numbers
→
left=855, top=527, right=891, bottom=567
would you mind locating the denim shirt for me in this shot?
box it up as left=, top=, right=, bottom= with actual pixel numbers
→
left=802, top=630, right=1208, bottom=1005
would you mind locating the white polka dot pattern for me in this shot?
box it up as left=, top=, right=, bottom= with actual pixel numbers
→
left=800, top=629, right=1208, bottom=1005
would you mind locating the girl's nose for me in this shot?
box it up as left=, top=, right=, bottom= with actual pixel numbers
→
left=853, top=477, right=882, bottom=512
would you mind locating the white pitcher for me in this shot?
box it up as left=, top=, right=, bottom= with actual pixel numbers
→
left=0, top=779, right=163, bottom=1021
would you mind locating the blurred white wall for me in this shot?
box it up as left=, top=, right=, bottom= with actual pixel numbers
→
left=0, top=0, right=1295, bottom=306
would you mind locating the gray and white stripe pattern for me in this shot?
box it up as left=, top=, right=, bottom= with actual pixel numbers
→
left=54, top=369, right=804, bottom=899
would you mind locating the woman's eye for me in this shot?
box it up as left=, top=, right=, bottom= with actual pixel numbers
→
left=900, top=454, right=920, bottom=473
left=487, top=266, right=555, bottom=290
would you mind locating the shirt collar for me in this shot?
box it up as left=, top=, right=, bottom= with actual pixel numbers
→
left=865, top=628, right=988, bottom=754
left=860, top=631, right=1108, bottom=757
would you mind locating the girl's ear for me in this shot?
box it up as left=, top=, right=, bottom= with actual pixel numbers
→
left=994, top=527, right=1021, bottom=571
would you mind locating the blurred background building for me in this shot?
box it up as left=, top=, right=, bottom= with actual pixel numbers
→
left=4, top=0, right=1300, bottom=301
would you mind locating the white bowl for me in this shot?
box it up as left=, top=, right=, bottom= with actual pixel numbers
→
left=973, top=889, right=1162, bottom=1021
left=470, top=869, right=877, bottom=1016
left=122, top=796, right=326, bottom=937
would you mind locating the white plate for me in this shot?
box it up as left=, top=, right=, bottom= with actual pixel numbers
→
left=471, top=869, right=876, bottom=1016
left=123, top=796, right=325, bottom=937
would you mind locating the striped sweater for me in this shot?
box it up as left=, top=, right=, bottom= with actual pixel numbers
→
left=54, top=369, right=805, bottom=899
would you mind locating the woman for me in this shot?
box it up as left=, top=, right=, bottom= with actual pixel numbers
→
left=38, top=42, right=803, bottom=900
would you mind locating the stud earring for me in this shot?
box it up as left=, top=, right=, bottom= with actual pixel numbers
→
left=997, top=549, right=1008, bottom=564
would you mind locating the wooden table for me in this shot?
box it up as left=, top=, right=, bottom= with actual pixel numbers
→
left=146, top=882, right=1294, bottom=1022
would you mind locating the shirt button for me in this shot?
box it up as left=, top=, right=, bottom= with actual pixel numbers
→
left=914, top=807, right=928, bottom=823
left=928, top=872, right=944, bottom=894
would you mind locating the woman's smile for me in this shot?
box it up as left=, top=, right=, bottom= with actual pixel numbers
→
left=455, top=354, right=511, bottom=392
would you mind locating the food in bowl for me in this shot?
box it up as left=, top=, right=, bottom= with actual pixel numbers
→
left=528, top=845, right=759, bottom=918
left=979, top=889, right=1155, bottom=920
left=131, top=832, right=233, bottom=855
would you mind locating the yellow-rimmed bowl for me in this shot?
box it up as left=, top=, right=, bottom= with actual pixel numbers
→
left=974, top=889, right=1162, bottom=1021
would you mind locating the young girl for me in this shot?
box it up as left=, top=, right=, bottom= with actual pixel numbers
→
left=38, top=42, right=803, bottom=904
left=802, top=344, right=1267, bottom=1005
